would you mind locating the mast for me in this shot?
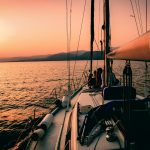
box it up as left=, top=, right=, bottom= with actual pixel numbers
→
left=104, top=0, right=111, bottom=86
left=90, top=0, right=94, bottom=74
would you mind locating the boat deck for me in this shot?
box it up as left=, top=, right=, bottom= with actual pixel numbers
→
left=70, top=88, right=122, bottom=150
left=28, top=88, right=82, bottom=150
left=77, top=89, right=103, bottom=106
left=28, top=109, right=66, bottom=150
left=28, top=87, right=123, bottom=150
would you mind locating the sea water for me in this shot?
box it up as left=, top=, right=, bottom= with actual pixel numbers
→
left=0, top=60, right=149, bottom=122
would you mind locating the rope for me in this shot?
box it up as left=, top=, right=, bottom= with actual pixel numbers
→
left=72, top=0, right=87, bottom=81
left=66, top=0, right=69, bottom=57
left=78, top=60, right=89, bottom=87
left=15, top=122, right=29, bottom=145
left=145, top=0, right=148, bottom=69
left=94, top=39, right=100, bottom=69
left=68, top=0, right=73, bottom=88
left=95, top=0, right=101, bottom=69
left=146, top=0, right=147, bottom=32
left=134, top=0, right=143, bottom=34
left=129, top=0, right=140, bottom=36
left=136, top=0, right=143, bottom=34
left=66, top=0, right=71, bottom=94
left=69, top=0, right=73, bottom=48
left=98, top=0, right=101, bottom=43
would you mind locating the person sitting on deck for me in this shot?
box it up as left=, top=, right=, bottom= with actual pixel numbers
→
left=96, top=68, right=103, bottom=88
left=88, top=71, right=96, bottom=89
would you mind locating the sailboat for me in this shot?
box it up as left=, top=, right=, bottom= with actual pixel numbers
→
left=15, top=0, right=150, bottom=150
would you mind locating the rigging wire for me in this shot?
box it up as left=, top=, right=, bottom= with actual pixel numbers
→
left=131, top=0, right=148, bottom=69
left=66, top=0, right=72, bottom=97
left=146, top=0, right=147, bottom=32
left=98, top=0, right=101, bottom=43
left=100, top=27, right=103, bottom=61
left=134, top=0, right=143, bottom=34
left=145, top=0, right=148, bottom=69
left=69, top=0, right=72, bottom=91
left=15, top=122, right=29, bottom=145
left=137, top=0, right=143, bottom=34
left=129, top=0, right=140, bottom=36
left=66, top=0, right=69, bottom=58
left=94, top=39, right=100, bottom=68
left=78, top=60, right=89, bottom=87
left=69, top=0, right=73, bottom=48
left=66, top=0, right=69, bottom=91
left=72, top=0, right=87, bottom=81
left=96, top=0, right=101, bottom=68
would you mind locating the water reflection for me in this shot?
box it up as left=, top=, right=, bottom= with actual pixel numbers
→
left=0, top=61, right=149, bottom=122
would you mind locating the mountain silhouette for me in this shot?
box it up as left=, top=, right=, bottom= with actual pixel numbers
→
left=0, top=50, right=104, bottom=62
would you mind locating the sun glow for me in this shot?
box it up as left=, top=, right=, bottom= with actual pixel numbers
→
left=0, top=19, right=15, bottom=44
left=0, top=0, right=149, bottom=58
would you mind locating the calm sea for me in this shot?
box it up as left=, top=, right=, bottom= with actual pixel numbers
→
left=0, top=60, right=149, bottom=123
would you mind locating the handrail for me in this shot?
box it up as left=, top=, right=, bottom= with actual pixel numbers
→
left=0, top=68, right=89, bottom=149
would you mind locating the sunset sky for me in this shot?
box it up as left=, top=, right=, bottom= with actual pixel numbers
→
left=0, top=0, right=149, bottom=58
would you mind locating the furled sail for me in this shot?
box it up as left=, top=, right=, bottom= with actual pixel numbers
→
left=107, top=31, right=150, bottom=61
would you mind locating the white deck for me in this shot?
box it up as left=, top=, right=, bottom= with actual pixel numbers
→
left=29, top=109, right=66, bottom=150
left=70, top=88, right=122, bottom=150
left=77, top=90, right=103, bottom=107
left=28, top=88, right=83, bottom=150
left=28, top=87, right=123, bottom=150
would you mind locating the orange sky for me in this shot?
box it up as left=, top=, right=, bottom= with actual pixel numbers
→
left=0, top=0, right=149, bottom=58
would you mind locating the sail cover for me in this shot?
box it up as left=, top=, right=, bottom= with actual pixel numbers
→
left=107, top=31, right=150, bottom=61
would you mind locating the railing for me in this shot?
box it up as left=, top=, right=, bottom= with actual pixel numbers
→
left=0, top=69, right=89, bottom=150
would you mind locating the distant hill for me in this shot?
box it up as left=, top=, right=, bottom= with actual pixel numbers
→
left=0, top=50, right=104, bottom=62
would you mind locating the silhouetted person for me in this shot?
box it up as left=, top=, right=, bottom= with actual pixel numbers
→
left=88, top=71, right=96, bottom=89
left=96, top=68, right=103, bottom=88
